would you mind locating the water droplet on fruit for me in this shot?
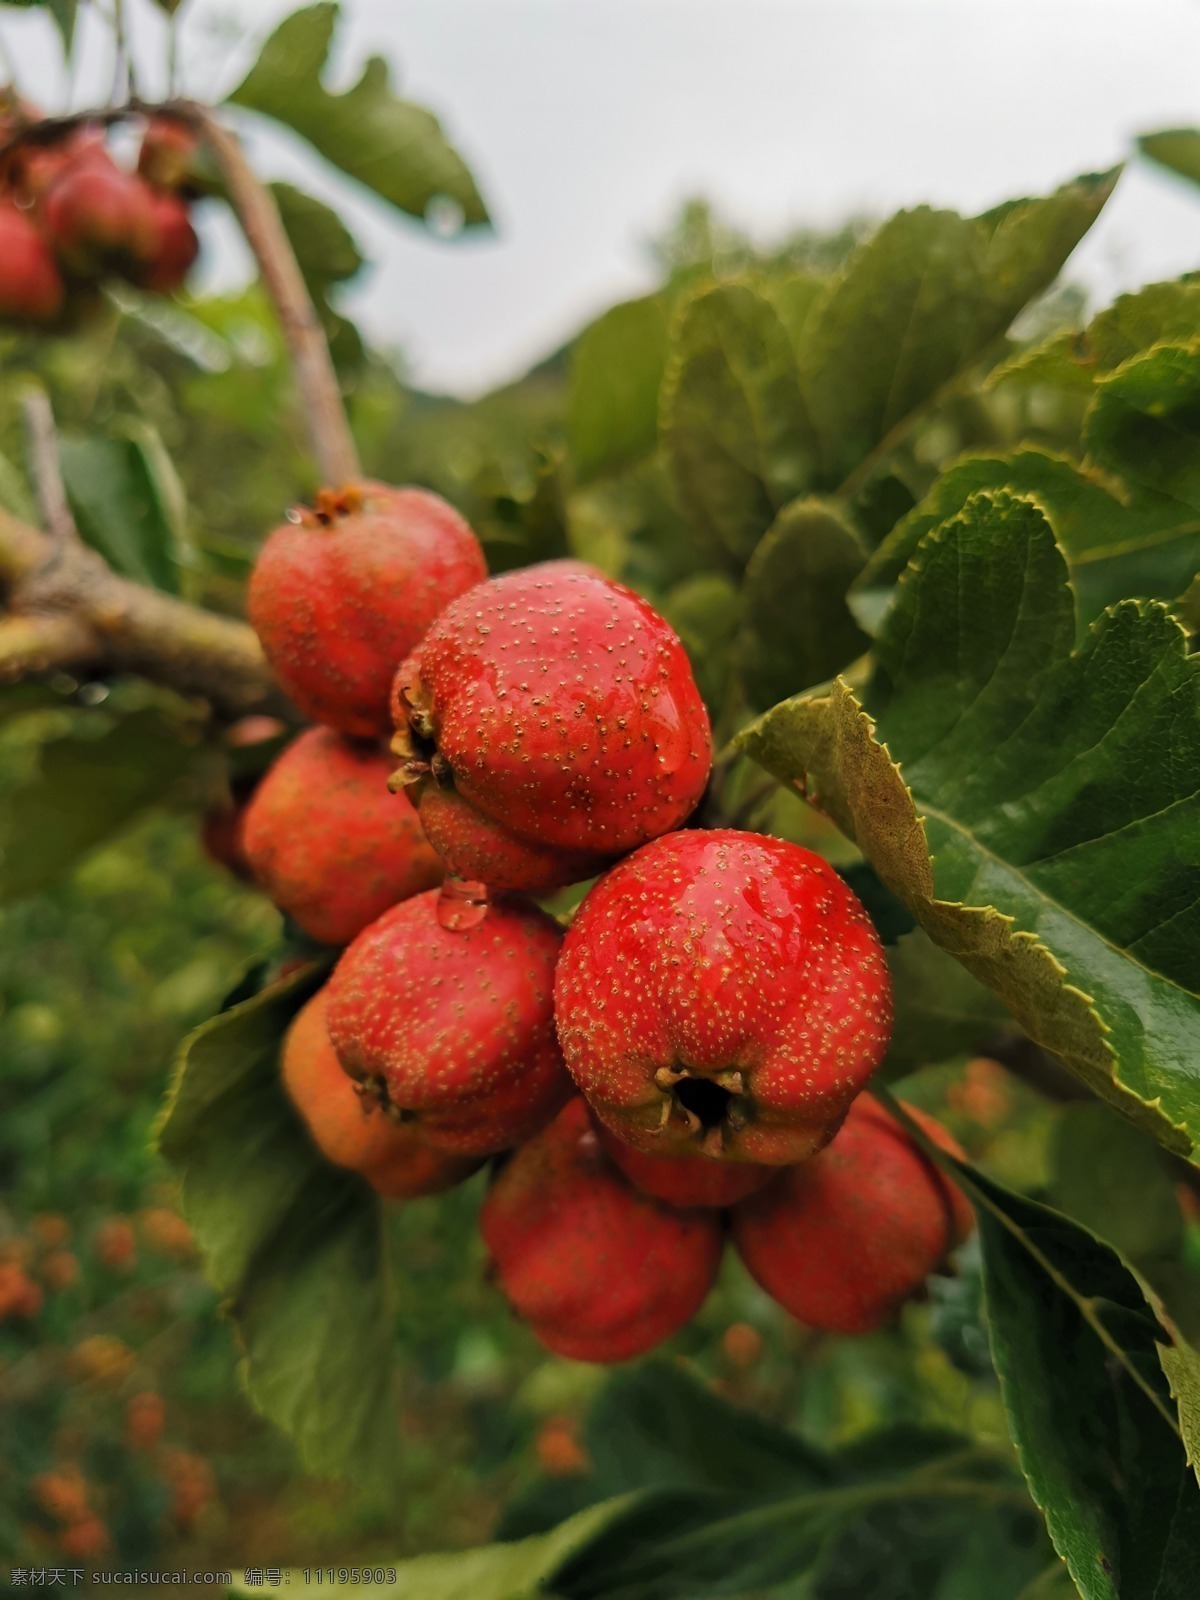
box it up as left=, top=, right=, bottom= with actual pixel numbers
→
left=437, top=876, right=490, bottom=930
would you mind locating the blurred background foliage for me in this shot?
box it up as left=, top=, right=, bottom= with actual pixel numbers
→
left=2, top=180, right=1198, bottom=1587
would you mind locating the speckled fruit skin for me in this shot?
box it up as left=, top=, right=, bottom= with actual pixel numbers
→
left=390, top=559, right=711, bottom=890
left=480, top=1098, right=723, bottom=1362
left=41, top=149, right=159, bottom=277
left=594, top=1121, right=773, bottom=1209
left=555, top=829, right=892, bottom=1165
left=248, top=482, right=487, bottom=739
left=282, top=990, right=479, bottom=1199
left=0, top=199, right=63, bottom=323
left=326, top=888, right=571, bottom=1157
left=133, top=191, right=198, bottom=293
left=240, top=726, right=442, bottom=947
left=731, top=1096, right=973, bottom=1334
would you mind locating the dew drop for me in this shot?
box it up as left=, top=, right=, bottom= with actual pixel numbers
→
left=437, top=876, right=491, bottom=931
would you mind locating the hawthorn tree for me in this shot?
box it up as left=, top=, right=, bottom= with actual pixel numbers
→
left=1, top=3, right=1199, bottom=1596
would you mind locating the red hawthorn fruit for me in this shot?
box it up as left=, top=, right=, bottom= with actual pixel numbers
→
left=390, top=559, right=712, bottom=891
left=326, top=888, right=570, bottom=1157
left=480, top=1098, right=723, bottom=1362
left=282, top=989, right=479, bottom=1198
left=41, top=146, right=160, bottom=277
left=594, top=1120, right=773, bottom=1209
left=0, top=198, right=64, bottom=323
left=240, top=726, right=442, bottom=946
left=0, top=1261, right=43, bottom=1319
left=248, top=482, right=487, bottom=738
left=132, top=190, right=198, bottom=293
left=554, top=829, right=892, bottom=1165
left=137, top=114, right=200, bottom=192
left=59, top=1515, right=111, bottom=1558
left=731, top=1096, right=974, bottom=1335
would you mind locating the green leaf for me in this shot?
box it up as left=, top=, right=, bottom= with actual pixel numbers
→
left=660, top=281, right=818, bottom=564
left=796, top=171, right=1119, bottom=488
left=738, top=496, right=869, bottom=706
left=270, top=181, right=366, bottom=376
left=475, top=444, right=570, bottom=574
left=569, top=295, right=671, bottom=482
left=913, top=1128, right=1200, bottom=1600
left=229, top=3, right=488, bottom=227
left=1048, top=1103, right=1184, bottom=1264
left=1086, top=341, right=1200, bottom=514
left=58, top=424, right=190, bottom=593
left=157, top=964, right=402, bottom=1484
left=852, top=449, right=1200, bottom=634
left=659, top=571, right=741, bottom=712
left=226, top=1496, right=642, bottom=1599
left=885, top=928, right=1010, bottom=1075
left=271, top=181, right=364, bottom=287
left=1139, top=128, right=1200, bottom=189
left=992, top=277, right=1200, bottom=393
left=740, top=491, right=1200, bottom=1159
left=503, top=1362, right=1043, bottom=1600
left=0, top=702, right=203, bottom=901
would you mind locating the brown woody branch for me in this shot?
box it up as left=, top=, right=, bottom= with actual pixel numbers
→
left=0, top=506, right=276, bottom=715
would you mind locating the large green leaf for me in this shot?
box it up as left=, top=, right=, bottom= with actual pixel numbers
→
left=883, top=1104, right=1200, bottom=1600
left=796, top=171, right=1119, bottom=489
left=229, top=3, right=488, bottom=226
left=852, top=449, right=1200, bottom=634
left=569, top=295, right=671, bottom=482
left=270, top=180, right=366, bottom=374
left=991, top=277, right=1200, bottom=394
left=740, top=491, right=1200, bottom=1158
left=0, top=699, right=204, bottom=901
left=1139, top=128, right=1200, bottom=189
left=1085, top=342, right=1200, bottom=515
left=58, top=424, right=190, bottom=593
left=507, top=1362, right=1042, bottom=1600
left=660, top=281, right=818, bottom=564
left=157, top=963, right=401, bottom=1484
left=738, top=496, right=869, bottom=706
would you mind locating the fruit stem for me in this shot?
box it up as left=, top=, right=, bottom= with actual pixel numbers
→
left=181, top=103, right=361, bottom=487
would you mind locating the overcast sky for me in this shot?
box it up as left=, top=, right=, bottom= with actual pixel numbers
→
left=6, top=0, right=1200, bottom=395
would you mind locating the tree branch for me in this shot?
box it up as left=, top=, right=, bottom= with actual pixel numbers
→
left=0, top=613, right=98, bottom=679
left=0, top=508, right=277, bottom=716
left=183, top=103, right=360, bottom=487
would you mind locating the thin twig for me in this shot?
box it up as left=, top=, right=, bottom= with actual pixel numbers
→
left=21, top=387, right=78, bottom=554
left=182, top=102, right=360, bottom=487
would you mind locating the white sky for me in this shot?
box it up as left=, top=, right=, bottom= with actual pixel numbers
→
left=6, top=0, right=1200, bottom=396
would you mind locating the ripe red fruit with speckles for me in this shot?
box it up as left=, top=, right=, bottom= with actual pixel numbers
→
left=390, top=559, right=711, bottom=891
left=282, top=989, right=479, bottom=1198
left=0, top=198, right=63, bottom=323
left=241, top=726, right=442, bottom=946
left=249, top=482, right=487, bottom=738
left=326, top=888, right=571, bottom=1157
left=594, top=1120, right=773, bottom=1209
left=41, top=146, right=160, bottom=277
left=132, top=190, right=198, bottom=292
left=480, top=1098, right=723, bottom=1362
left=731, top=1096, right=973, bottom=1334
left=555, top=829, right=892, bottom=1165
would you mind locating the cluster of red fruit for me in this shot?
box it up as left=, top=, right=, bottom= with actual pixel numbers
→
left=233, top=480, right=973, bottom=1362
left=0, top=108, right=199, bottom=327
